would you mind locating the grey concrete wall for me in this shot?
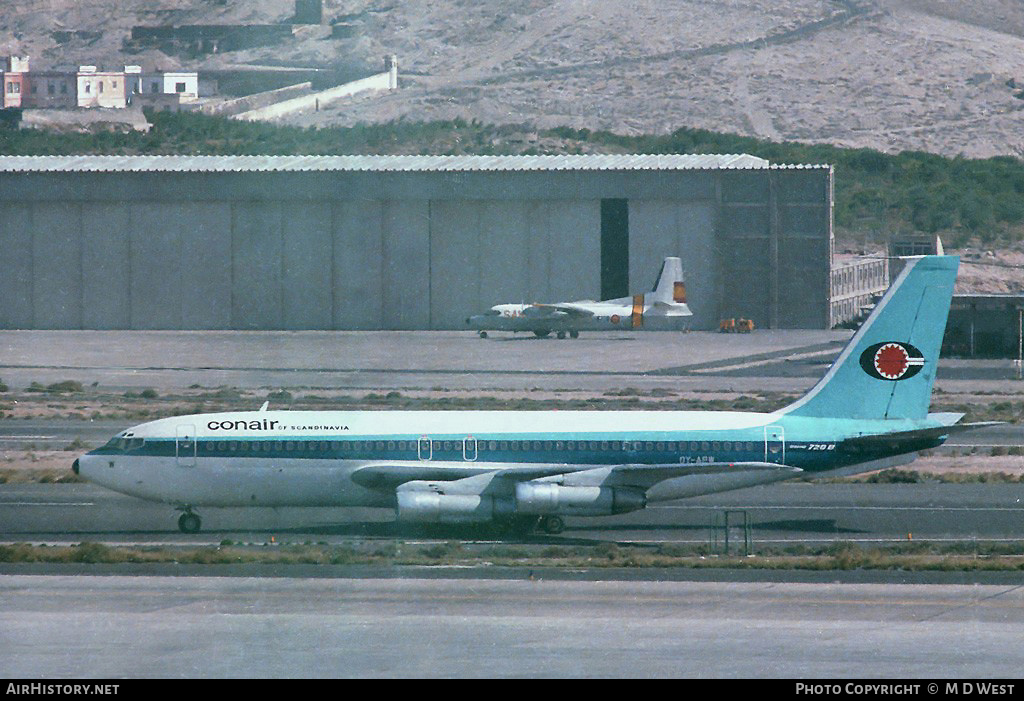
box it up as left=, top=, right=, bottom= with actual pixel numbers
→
left=283, top=201, right=332, bottom=330
left=715, top=169, right=833, bottom=330
left=132, top=203, right=183, bottom=329
left=82, top=204, right=130, bottom=329
left=775, top=170, right=833, bottom=329
left=382, top=200, right=430, bottom=329
left=332, top=200, right=384, bottom=330
left=540, top=200, right=602, bottom=304
left=428, top=199, right=601, bottom=329
left=0, top=204, right=35, bottom=328
left=182, top=203, right=232, bottom=329
left=629, top=200, right=716, bottom=330
left=33, top=204, right=82, bottom=329
left=0, top=167, right=831, bottom=330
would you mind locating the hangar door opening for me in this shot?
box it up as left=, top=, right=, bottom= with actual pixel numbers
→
left=601, top=199, right=629, bottom=300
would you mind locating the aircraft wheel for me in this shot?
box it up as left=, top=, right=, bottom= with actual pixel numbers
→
left=496, top=516, right=540, bottom=537
left=178, top=512, right=202, bottom=534
left=556, top=331, right=566, bottom=339
left=569, top=330, right=579, bottom=339
left=478, top=331, right=488, bottom=338
left=533, top=330, right=551, bottom=338
left=539, top=515, right=565, bottom=535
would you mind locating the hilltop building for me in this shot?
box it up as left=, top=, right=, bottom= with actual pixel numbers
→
left=0, top=57, right=199, bottom=112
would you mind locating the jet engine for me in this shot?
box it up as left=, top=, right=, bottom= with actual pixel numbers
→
left=515, top=483, right=646, bottom=516
left=396, top=490, right=515, bottom=523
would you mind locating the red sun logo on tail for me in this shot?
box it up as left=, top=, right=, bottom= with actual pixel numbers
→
left=859, top=342, right=925, bottom=381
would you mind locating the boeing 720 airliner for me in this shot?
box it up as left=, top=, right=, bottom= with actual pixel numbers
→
left=75, top=256, right=990, bottom=534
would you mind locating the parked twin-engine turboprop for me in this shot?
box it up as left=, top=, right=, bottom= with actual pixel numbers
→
left=464, top=256, right=691, bottom=338
left=75, top=256, right=993, bottom=535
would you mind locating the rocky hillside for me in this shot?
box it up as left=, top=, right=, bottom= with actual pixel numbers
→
left=2, top=1, right=1024, bottom=157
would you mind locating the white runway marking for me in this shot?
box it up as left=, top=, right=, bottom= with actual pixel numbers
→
left=0, top=502, right=95, bottom=507
left=654, top=505, right=1024, bottom=512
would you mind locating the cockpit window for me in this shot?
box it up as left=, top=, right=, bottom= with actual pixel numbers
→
left=104, top=436, right=127, bottom=451
left=103, top=436, right=144, bottom=451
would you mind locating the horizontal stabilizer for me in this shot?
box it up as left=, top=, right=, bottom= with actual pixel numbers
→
left=838, top=422, right=1003, bottom=453
left=649, top=300, right=692, bottom=317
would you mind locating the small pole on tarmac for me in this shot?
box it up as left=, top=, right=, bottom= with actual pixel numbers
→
left=1017, top=307, right=1022, bottom=381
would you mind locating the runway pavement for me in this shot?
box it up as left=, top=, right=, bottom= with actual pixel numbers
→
left=3, top=575, right=1023, bottom=677
left=3, top=329, right=1024, bottom=678
left=1, top=329, right=1021, bottom=394
left=3, top=481, right=1023, bottom=546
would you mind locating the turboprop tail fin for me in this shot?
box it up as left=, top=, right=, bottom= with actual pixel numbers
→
left=649, top=257, right=691, bottom=315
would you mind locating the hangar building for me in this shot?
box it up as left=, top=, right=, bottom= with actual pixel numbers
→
left=0, top=154, right=834, bottom=331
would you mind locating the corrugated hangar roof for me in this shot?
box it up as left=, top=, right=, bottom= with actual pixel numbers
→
left=0, top=153, right=787, bottom=172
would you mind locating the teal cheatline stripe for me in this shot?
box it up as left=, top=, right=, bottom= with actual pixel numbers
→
left=781, top=255, right=958, bottom=421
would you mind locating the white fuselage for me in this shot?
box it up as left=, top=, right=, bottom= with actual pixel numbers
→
left=75, top=408, right=927, bottom=509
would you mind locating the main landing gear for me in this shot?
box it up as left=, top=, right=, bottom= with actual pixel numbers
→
left=495, top=515, right=565, bottom=535
left=176, top=507, right=202, bottom=534
left=538, top=515, right=565, bottom=534
left=476, top=330, right=579, bottom=340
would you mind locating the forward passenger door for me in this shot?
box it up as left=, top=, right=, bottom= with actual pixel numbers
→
left=176, top=424, right=196, bottom=467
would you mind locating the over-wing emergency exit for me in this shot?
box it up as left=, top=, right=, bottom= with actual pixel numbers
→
left=465, top=256, right=691, bottom=338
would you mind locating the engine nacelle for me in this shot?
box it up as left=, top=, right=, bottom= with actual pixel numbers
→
left=396, top=490, right=514, bottom=523
left=515, top=483, right=646, bottom=516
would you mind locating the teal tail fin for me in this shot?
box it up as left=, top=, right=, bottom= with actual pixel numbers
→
left=782, top=255, right=958, bottom=420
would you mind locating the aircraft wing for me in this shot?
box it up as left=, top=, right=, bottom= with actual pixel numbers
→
left=352, top=461, right=801, bottom=497
left=518, top=304, right=572, bottom=319
left=539, top=303, right=597, bottom=318
left=351, top=463, right=571, bottom=491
